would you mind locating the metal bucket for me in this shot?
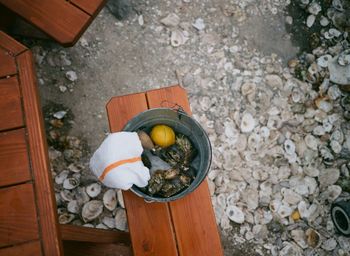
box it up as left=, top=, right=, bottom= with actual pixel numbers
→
left=123, top=108, right=212, bottom=202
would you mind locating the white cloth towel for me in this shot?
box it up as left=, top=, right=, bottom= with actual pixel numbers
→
left=90, top=132, right=150, bottom=190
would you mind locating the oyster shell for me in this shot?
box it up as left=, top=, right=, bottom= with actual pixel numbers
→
left=117, top=190, right=125, bottom=208
left=67, top=200, right=79, bottom=214
left=82, top=200, right=103, bottom=222
left=226, top=205, right=245, bottom=224
left=115, top=208, right=128, bottom=231
left=63, top=177, right=79, bottom=190
left=160, top=13, right=180, bottom=27
left=306, top=228, right=321, bottom=248
left=240, top=113, right=255, bottom=133
left=170, top=30, right=188, bottom=47
left=86, top=183, right=101, bottom=198
left=55, top=170, right=69, bottom=184
left=103, top=189, right=117, bottom=211
left=59, top=213, right=75, bottom=224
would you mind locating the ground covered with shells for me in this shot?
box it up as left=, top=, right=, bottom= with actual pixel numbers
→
left=22, top=0, right=350, bottom=255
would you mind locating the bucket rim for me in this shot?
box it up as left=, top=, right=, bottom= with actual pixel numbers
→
left=122, top=107, right=212, bottom=202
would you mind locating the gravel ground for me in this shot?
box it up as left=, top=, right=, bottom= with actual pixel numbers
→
left=18, top=0, right=350, bottom=255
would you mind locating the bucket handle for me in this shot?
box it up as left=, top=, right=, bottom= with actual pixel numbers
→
left=160, top=100, right=187, bottom=119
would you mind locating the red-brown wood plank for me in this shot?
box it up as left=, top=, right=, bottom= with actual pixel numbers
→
left=0, top=184, right=39, bottom=247
left=0, top=76, right=24, bottom=131
left=0, top=31, right=26, bottom=56
left=0, top=129, right=31, bottom=187
left=0, top=240, right=42, bottom=256
left=63, top=241, right=132, bottom=256
left=0, top=0, right=90, bottom=46
left=17, top=51, right=63, bottom=256
left=70, top=0, right=106, bottom=16
left=106, top=93, right=178, bottom=256
left=146, top=85, right=224, bottom=256
left=60, top=224, right=131, bottom=245
left=0, top=47, right=17, bottom=77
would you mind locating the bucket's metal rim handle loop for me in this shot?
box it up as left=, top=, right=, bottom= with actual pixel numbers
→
left=160, top=100, right=186, bottom=116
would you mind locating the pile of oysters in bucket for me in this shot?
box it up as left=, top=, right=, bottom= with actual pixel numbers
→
left=137, top=124, right=197, bottom=198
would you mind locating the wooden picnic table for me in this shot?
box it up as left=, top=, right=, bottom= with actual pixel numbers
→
left=0, top=31, right=63, bottom=255
left=107, top=85, right=224, bottom=256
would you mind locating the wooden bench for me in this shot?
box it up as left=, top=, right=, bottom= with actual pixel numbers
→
left=106, top=85, right=223, bottom=256
left=0, top=30, right=132, bottom=256
left=0, top=0, right=106, bottom=46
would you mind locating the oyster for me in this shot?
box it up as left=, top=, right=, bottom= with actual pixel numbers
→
left=86, top=183, right=101, bottom=198
left=82, top=200, right=103, bottom=222
left=147, top=170, right=166, bottom=195
left=103, top=189, right=117, bottom=211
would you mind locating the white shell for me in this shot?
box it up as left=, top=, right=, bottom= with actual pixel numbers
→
left=291, top=229, right=308, bottom=249
left=306, top=15, right=316, bottom=27
left=103, top=189, right=117, bottom=211
left=320, top=185, right=342, bottom=202
left=75, top=187, right=90, bottom=205
left=279, top=242, right=303, bottom=256
left=243, top=188, right=259, bottom=210
left=304, top=135, right=319, bottom=151
left=317, top=55, right=332, bottom=68
left=327, top=85, right=341, bottom=100
left=65, top=71, right=78, bottom=82
left=322, top=238, right=337, bottom=251
left=265, top=74, right=283, bottom=88
left=115, top=208, right=128, bottom=231
left=277, top=204, right=293, bottom=218
left=170, top=30, right=188, bottom=47
left=284, top=139, right=296, bottom=155
left=83, top=223, right=94, bottom=228
left=320, top=16, right=330, bottom=26
left=55, top=170, right=69, bottom=184
left=59, top=213, right=75, bottom=224
left=160, top=13, right=180, bottom=27
left=307, top=2, right=321, bottom=15
left=102, top=216, right=116, bottom=229
left=281, top=188, right=302, bottom=205
left=269, top=199, right=281, bottom=213
left=315, top=98, right=333, bottom=113
left=303, top=166, right=319, bottom=177
left=329, top=56, right=350, bottom=86
left=312, top=125, right=325, bottom=136
left=330, top=140, right=342, bottom=154
left=86, top=183, right=101, bottom=198
left=63, top=178, right=79, bottom=190
left=60, top=190, right=74, bottom=202
left=82, top=200, right=103, bottom=222
left=225, top=205, right=245, bottom=224
left=53, top=110, right=67, bottom=119
left=318, top=168, right=340, bottom=187
left=96, top=224, right=108, bottom=230
left=67, top=200, right=80, bottom=214
left=192, top=18, right=205, bottom=31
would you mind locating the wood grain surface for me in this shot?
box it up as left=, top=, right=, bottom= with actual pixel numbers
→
left=0, top=31, right=26, bottom=56
left=0, top=183, right=39, bottom=247
left=0, top=76, right=24, bottom=132
left=146, top=85, right=223, bottom=256
left=17, top=51, right=63, bottom=256
left=0, top=47, right=17, bottom=77
left=106, top=93, right=178, bottom=256
left=71, top=0, right=106, bottom=16
left=0, top=129, right=31, bottom=187
left=60, top=224, right=131, bottom=245
left=0, top=0, right=90, bottom=46
left=0, top=240, right=42, bottom=256
left=63, top=241, right=132, bottom=256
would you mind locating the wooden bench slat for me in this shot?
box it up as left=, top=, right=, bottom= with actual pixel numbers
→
left=146, top=85, right=224, bottom=256
left=63, top=241, right=132, bottom=256
left=0, top=129, right=31, bottom=188
left=0, top=31, right=26, bottom=56
left=0, top=240, right=42, bottom=256
left=0, top=0, right=90, bottom=46
left=70, top=0, right=106, bottom=16
left=17, top=51, right=63, bottom=256
left=0, top=184, right=39, bottom=247
left=60, top=224, right=131, bottom=245
left=106, top=93, right=179, bottom=256
left=0, top=48, right=16, bottom=77
left=0, top=76, right=24, bottom=132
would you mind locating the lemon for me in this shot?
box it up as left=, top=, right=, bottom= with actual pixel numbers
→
left=150, top=124, right=175, bottom=148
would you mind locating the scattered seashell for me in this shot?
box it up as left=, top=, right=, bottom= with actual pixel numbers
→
left=160, top=13, right=180, bottom=27
left=240, top=113, right=255, bottom=133
left=192, top=18, right=205, bottom=31
left=328, top=55, right=350, bottom=86
left=102, top=216, right=116, bottom=229
left=315, top=97, right=333, bottom=113
left=277, top=204, right=293, bottom=218
left=63, top=178, right=79, bottom=190
left=115, top=208, right=128, bottom=231
left=305, top=134, right=319, bottom=151
left=53, top=110, right=67, bottom=119
left=170, top=29, right=188, bottom=47
left=82, top=200, right=103, bottom=222
left=83, top=223, right=94, bottom=228
left=327, top=85, right=342, bottom=100
left=103, top=189, right=117, bottom=211
left=55, top=170, right=69, bottom=185
left=330, top=140, right=342, bottom=154
left=226, top=205, right=245, bottom=224
left=67, top=200, right=80, bottom=214
left=291, top=229, right=308, bottom=249
left=59, top=213, right=75, bottom=224
left=306, top=15, right=316, bottom=28
left=265, top=74, right=283, bottom=88
left=322, top=238, right=337, bottom=251
left=318, top=168, right=340, bottom=187
left=303, top=166, right=319, bottom=177
left=86, top=183, right=101, bottom=198
left=96, top=224, right=108, bottom=230
left=308, top=2, right=321, bottom=15
left=306, top=228, right=321, bottom=248
left=75, top=187, right=90, bottom=205
left=284, top=139, right=296, bottom=155
left=60, top=190, right=74, bottom=202
left=317, top=55, right=332, bottom=68
left=319, top=16, right=330, bottom=26
left=320, top=185, right=342, bottom=202
left=65, top=71, right=78, bottom=82
left=282, top=188, right=302, bottom=205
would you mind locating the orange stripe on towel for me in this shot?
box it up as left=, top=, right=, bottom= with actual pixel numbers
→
left=99, top=156, right=142, bottom=181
